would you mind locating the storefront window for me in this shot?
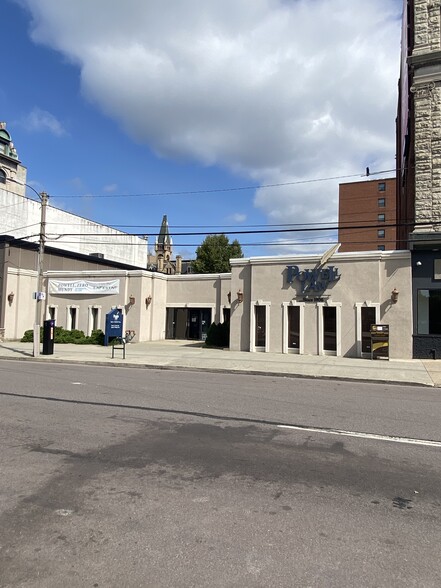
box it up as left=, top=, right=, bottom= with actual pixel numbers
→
left=255, top=306, right=266, bottom=347
left=434, top=259, right=441, bottom=280
left=323, top=306, right=337, bottom=352
left=288, top=306, right=300, bottom=349
left=417, top=289, right=441, bottom=334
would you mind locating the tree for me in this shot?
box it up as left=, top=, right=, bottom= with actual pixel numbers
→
left=192, top=234, right=243, bottom=274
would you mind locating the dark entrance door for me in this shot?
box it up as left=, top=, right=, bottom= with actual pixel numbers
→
left=188, top=309, right=200, bottom=339
left=167, top=308, right=212, bottom=340
left=188, top=309, right=211, bottom=340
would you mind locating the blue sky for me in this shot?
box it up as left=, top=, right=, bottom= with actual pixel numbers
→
left=2, top=0, right=402, bottom=258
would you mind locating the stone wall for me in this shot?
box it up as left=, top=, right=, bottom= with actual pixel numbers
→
left=412, top=0, right=441, bottom=230
left=414, top=0, right=441, bottom=54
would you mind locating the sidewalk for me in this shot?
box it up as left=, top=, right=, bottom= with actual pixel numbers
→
left=0, top=339, right=440, bottom=387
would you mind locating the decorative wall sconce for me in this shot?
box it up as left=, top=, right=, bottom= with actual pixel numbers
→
left=129, top=295, right=136, bottom=306
left=391, top=288, right=399, bottom=304
left=227, top=291, right=231, bottom=304
left=145, top=295, right=152, bottom=306
left=7, top=292, right=14, bottom=304
left=237, top=289, right=244, bottom=303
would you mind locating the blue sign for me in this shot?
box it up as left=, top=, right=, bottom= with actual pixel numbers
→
left=287, top=265, right=340, bottom=294
left=104, top=308, right=123, bottom=346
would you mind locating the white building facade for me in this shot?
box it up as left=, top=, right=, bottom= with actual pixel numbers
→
left=0, top=123, right=148, bottom=268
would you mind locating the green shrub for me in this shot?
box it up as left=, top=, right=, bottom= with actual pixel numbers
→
left=205, top=321, right=230, bottom=348
left=21, top=326, right=105, bottom=345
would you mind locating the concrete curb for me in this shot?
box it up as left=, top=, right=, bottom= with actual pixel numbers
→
left=0, top=354, right=433, bottom=388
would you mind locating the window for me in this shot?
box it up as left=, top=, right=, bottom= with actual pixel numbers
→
left=255, top=306, right=266, bottom=347
left=70, top=307, right=77, bottom=330
left=377, top=229, right=385, bottom=238
left=288, top=306, right=300, bottom=349
left=378, top=213, right=385, bottom=222
left=417, top=289, right=441, bottom=334
left=91, top=308, right=99, bottom=331
left=0, top=169, right=6, bottom=184
left=223, top=308, right=230, bottom=323
left=377, top=245, right=385, bottom=251
left=378, top=182, right=386, bottom=191
left=378, top=198, right=385, bottom=207
left=323, top=306, right=337, bottom=352
left=434, top=259, right=441, bottom=280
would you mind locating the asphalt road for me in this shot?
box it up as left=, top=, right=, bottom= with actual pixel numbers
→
left=0, top=360, right=440, bottom=587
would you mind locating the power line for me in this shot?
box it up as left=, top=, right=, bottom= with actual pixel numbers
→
left=45, top=168, right=396, bottom=199
left=45, top=219, right=416, bottom=240
left=40, top=210, right=398, bottom=229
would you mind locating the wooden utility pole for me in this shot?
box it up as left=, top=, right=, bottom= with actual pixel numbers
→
left=33, top=191, right=49, bottom=357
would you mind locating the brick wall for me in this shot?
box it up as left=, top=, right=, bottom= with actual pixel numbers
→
left=338, top=178, right=397, bottom=252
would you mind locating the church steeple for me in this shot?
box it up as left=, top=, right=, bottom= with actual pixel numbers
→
left=155, top=214, right=172, bottom=262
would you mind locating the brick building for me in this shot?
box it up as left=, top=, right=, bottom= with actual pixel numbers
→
left=338, top=178, right=397, bottom=252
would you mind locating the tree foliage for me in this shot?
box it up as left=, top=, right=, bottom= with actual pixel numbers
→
left=192, top=234, right=243, bottom=274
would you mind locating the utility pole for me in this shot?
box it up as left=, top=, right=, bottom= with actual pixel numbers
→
left=33, top=191, right=49, bottom=357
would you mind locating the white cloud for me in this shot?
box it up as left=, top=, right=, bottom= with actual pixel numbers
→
left=18, top=0, right=401, bottom=238
left=228, top=212, right=247, bottom=223
left=21, top=107, right=67, bottom=137
left=103, top=183, right=118, bottom=193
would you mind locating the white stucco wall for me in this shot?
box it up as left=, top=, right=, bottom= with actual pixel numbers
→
left=1, top=187, right=148, bottom=268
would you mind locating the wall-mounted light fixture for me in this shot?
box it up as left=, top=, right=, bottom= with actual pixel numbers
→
left=7, top=292, right=14, bottom=304
left=416, top=261, right=422, bottom=266
left=145, top=295, right=152, bottom=306
left=227, top=291, right=231, bottom=304
left=129, top=295, right=136, bottom=306
left=391, top=288, right=399, bottom=304
left=237, top=289, right=244, bottom=303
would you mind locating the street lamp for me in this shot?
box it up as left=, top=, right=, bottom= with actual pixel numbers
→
left=8, top=178, right=49, bottom=356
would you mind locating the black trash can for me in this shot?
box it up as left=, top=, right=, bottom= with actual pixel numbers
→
left=42, top=319, right=55, bottom=355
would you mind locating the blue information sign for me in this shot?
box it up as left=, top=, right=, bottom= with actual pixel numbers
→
left=104, top=308, right=123, bottom=346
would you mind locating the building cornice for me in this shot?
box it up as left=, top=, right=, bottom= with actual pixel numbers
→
left=230, top=250, right=411, bottom=267
left=165, top=272, right=231, bottom=281
left=409, top=49, right=441, bottom=67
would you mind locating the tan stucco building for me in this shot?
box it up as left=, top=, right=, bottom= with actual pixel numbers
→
left=229, top=251, right=411, bottom=359
left=1, top=237, right=413, bottom=359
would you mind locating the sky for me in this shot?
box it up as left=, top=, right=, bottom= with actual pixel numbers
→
left=2, top=0, right=402, bottom=259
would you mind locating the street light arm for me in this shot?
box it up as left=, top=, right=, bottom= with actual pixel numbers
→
left=7, top=177, right=44, bottom=201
